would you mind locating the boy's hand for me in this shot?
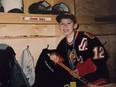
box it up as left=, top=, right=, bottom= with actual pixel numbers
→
left=50, top=53, right=60, bottom=63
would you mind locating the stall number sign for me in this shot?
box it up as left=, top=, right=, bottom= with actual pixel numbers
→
left=21, top=16, right=51, bottom=22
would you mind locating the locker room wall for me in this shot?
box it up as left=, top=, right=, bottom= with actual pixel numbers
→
left=0, top=0, right=72, bottom=65
left=0, top=0, right=116, bottom=83
left=0, top=24, right=62, bottom=65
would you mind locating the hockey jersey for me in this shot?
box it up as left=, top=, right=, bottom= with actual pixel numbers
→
left=56, top=31, right=110, bottom=87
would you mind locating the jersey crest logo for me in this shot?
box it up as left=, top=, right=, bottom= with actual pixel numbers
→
left=68, top=49, right=84, bottom=69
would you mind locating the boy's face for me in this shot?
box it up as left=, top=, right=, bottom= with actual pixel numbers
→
left=59, top=18, right=77, bottom=38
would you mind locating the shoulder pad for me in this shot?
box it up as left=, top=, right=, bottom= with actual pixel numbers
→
left=84, top=32, right=95, bottom=39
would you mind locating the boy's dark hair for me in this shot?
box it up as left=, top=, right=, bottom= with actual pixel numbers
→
left=56, top=12, right=77, bottom=23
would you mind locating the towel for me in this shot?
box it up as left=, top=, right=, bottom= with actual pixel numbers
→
left=21, top=48, right=35, bottom=86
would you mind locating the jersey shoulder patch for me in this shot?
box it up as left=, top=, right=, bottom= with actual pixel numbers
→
left=84, top=32, right=95, bottom=39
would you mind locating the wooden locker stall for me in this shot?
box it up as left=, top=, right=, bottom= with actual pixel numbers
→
left=0, top=0, right=74, bottom=65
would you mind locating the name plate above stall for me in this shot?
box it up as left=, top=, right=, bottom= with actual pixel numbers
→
left=21, top=16, right=52, bottom=22
left=0, top=13, right=57, bottom=24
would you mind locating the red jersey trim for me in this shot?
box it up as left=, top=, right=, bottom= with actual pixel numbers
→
left=83, top=78, right=108, bottom=87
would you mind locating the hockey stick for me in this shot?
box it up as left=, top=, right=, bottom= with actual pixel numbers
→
left=49, top=52, right=114, bottom=87
left=57, top=61, right=97, bottom=87
left=49, top=52, right=99, bottom=87
left=51, top=58, right=113, bottom=87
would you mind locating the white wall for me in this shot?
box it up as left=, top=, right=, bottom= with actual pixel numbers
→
left=0, top=24, right=62, bottom=66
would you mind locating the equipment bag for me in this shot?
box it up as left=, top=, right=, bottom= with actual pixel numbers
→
left=9, top=59, right=31, bottom=87
left=0, top=43, right=15, bottom=87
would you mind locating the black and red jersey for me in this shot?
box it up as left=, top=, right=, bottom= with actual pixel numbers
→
left=56, top=31, right=110, bottom=87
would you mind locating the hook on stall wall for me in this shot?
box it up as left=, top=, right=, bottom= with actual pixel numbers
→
left=47, top=44, right=49, bottom=49
left=103, top=41, right=107, bottom=46
left=27, top=45, right=29, bottom=49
